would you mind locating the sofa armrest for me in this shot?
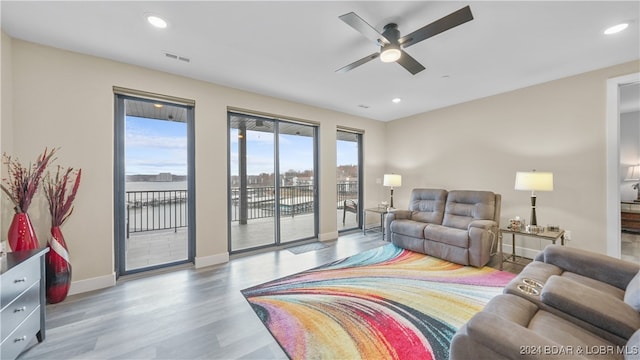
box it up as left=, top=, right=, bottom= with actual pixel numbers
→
left=391, top=209, right=411, bottom=220
left=385, top=210, right=411, bottom=242
left=541, top=275, right=640, bottom=339
left=469, top=219, right=497, bottom=230
left=539, top=245, right=640, bottom=290
left=464, top=312, right=580, bottom=360
left=467, top=220, right=498, bottom=267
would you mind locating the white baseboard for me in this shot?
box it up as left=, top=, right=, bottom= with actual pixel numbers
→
left=501, top=244, right=542, bottom=260
left=319, top=231, right=339, bottom=242
left=195, top=252, right=229, bottom=269
left=69, top=272, right=116, bottom=295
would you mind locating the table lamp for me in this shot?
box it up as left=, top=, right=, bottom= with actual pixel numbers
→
left=625, top=165, right=640, bottom=201
left=383, top=174, right=402, bottom=209
left=515, top=170, right=553, bottom=226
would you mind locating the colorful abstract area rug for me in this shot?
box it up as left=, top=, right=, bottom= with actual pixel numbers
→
left=241, top=243, right=516, bottom=360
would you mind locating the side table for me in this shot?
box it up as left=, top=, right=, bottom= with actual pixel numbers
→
left=363, top=207, right=388, bottom=238
left=499, top=228, right=565, bottom=270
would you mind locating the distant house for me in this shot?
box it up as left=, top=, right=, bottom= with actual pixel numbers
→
left=156, top=172, right=173, bottom=182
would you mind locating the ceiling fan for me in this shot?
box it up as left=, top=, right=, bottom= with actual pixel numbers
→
left=336, top=5, right=473, bottom=75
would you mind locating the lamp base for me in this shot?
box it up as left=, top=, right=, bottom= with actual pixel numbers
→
left=530, top=195, right=537, bottom=226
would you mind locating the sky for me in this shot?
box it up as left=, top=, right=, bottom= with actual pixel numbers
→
left=125, top=116, right=188, bottom=175
left=229, top=129, right=359, bottom=175
left=126, top=116, right=359, bottom=176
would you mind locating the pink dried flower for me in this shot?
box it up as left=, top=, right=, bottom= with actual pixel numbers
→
left=1, top=148, right=57, bottom=213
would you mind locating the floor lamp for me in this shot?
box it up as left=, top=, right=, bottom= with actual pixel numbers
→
left=515, top=171, right=554, bottom=226
left=383, top=174, right=402, bottom=209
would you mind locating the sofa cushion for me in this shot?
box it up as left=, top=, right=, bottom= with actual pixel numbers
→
left=407, top=189, right=447, bottom=224
left=442, top=190, right=496, bottom=230
left=562, top=271, right=626, bottom=300
left=528, top=311, right=622, bottom=356
left=541, top=275, right=640, bottom=340
left=390, top=219, right=426, bottom=239
left=424, top=224, right=469, bottom=247
left=624, top=270, right=640, bottom=312
left=539, top=244, right=640, bottom=290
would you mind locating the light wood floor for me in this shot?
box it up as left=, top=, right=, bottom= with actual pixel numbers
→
left=621, top=231, right=640, bottom=263
left=19, top=232, right=525, bottom=360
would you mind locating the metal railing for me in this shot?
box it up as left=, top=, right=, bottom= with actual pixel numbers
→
left=230, top=185, right=315, bottom=221
left=125, top=181, right=358, bottom=233
left=337, top=181, right=358, bottom=208
left=126, top=190, right=188, bottom=238
left=230, top=181, right=358, bottom=222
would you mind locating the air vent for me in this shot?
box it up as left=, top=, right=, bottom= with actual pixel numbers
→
left=163, top=51, right=190, bottom=63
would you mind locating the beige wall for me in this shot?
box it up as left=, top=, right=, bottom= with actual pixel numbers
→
left=1, top=38, right=387, bottom=292
left=1, top=32, right=13, bottom=246
left=386, top=60, right=640, bottom=255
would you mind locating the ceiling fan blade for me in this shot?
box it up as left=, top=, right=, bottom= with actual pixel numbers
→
left=336, top=53, right=380, bottom=73
left=399, top=5, right=473, bottom=48
left=396, top=50, right=426, bottom=75
left=339, top=12, right=390, bottom=46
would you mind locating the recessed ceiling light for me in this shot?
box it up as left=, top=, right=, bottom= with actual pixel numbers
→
left=153, top=104, right=163, bottom=108
left=392, top=98, right=402, bottom=104
left=604, top=23, right=628, bottom=35
left=147, top=15, right=168, bottom=29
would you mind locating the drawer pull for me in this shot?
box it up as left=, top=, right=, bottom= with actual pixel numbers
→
left=14, top=336, right=27, bottom=343
left=14, top=277, right=27, bottom=283
left=14, top=306, right=27, bottom=313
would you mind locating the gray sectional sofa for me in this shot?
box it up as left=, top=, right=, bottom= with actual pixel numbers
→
left=450, top=245, right=640, bottom=360
left=385, top=188, right=501, bottom=267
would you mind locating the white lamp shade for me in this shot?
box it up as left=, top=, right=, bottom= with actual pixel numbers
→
left=515, top=171, right=553, bottom=191
left=626, top=165, right=640, bottom=181
left=383, top=174, right=402, bottom=187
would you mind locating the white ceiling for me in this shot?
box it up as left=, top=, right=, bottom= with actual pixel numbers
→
left=1, top=1, right=638, bottom=121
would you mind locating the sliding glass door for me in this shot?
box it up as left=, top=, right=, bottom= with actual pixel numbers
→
left=279, top=122, right=317, bottom=243
left=228, top=112, right=318, bottom=252
left=337, top=129, right=362, bottom=232
left=114, top=93, right=195, bottom=275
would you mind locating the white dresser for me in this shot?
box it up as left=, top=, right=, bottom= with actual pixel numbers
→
left=1, top=248, right=48, bottom=360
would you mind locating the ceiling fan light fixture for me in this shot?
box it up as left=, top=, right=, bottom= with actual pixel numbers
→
left=380, top=46, right=401, bottom=63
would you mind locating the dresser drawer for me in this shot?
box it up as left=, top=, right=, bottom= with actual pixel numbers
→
left=1, top=282, right=40, bottom=340
left=1, top=257, right=40, bottom=308
left=0, top=306, right=40, bottom=360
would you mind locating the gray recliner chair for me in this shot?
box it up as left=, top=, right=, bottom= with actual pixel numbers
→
left=450, top=245, right=640, bottom=360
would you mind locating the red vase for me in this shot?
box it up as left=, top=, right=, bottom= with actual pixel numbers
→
left=8, top=212, right=39, bottom=251
left=46, top=226, right=72, bottom=304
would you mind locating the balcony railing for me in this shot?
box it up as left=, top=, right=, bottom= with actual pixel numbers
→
left=125, top=181, right=358, bottom=235
left=231, top=185, right=315, bottom=221
left=336, top=181, right=358, bottom=208
left=126, top=190, right=188, bottom=238
left=230, top=181, right=358, bottom=222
